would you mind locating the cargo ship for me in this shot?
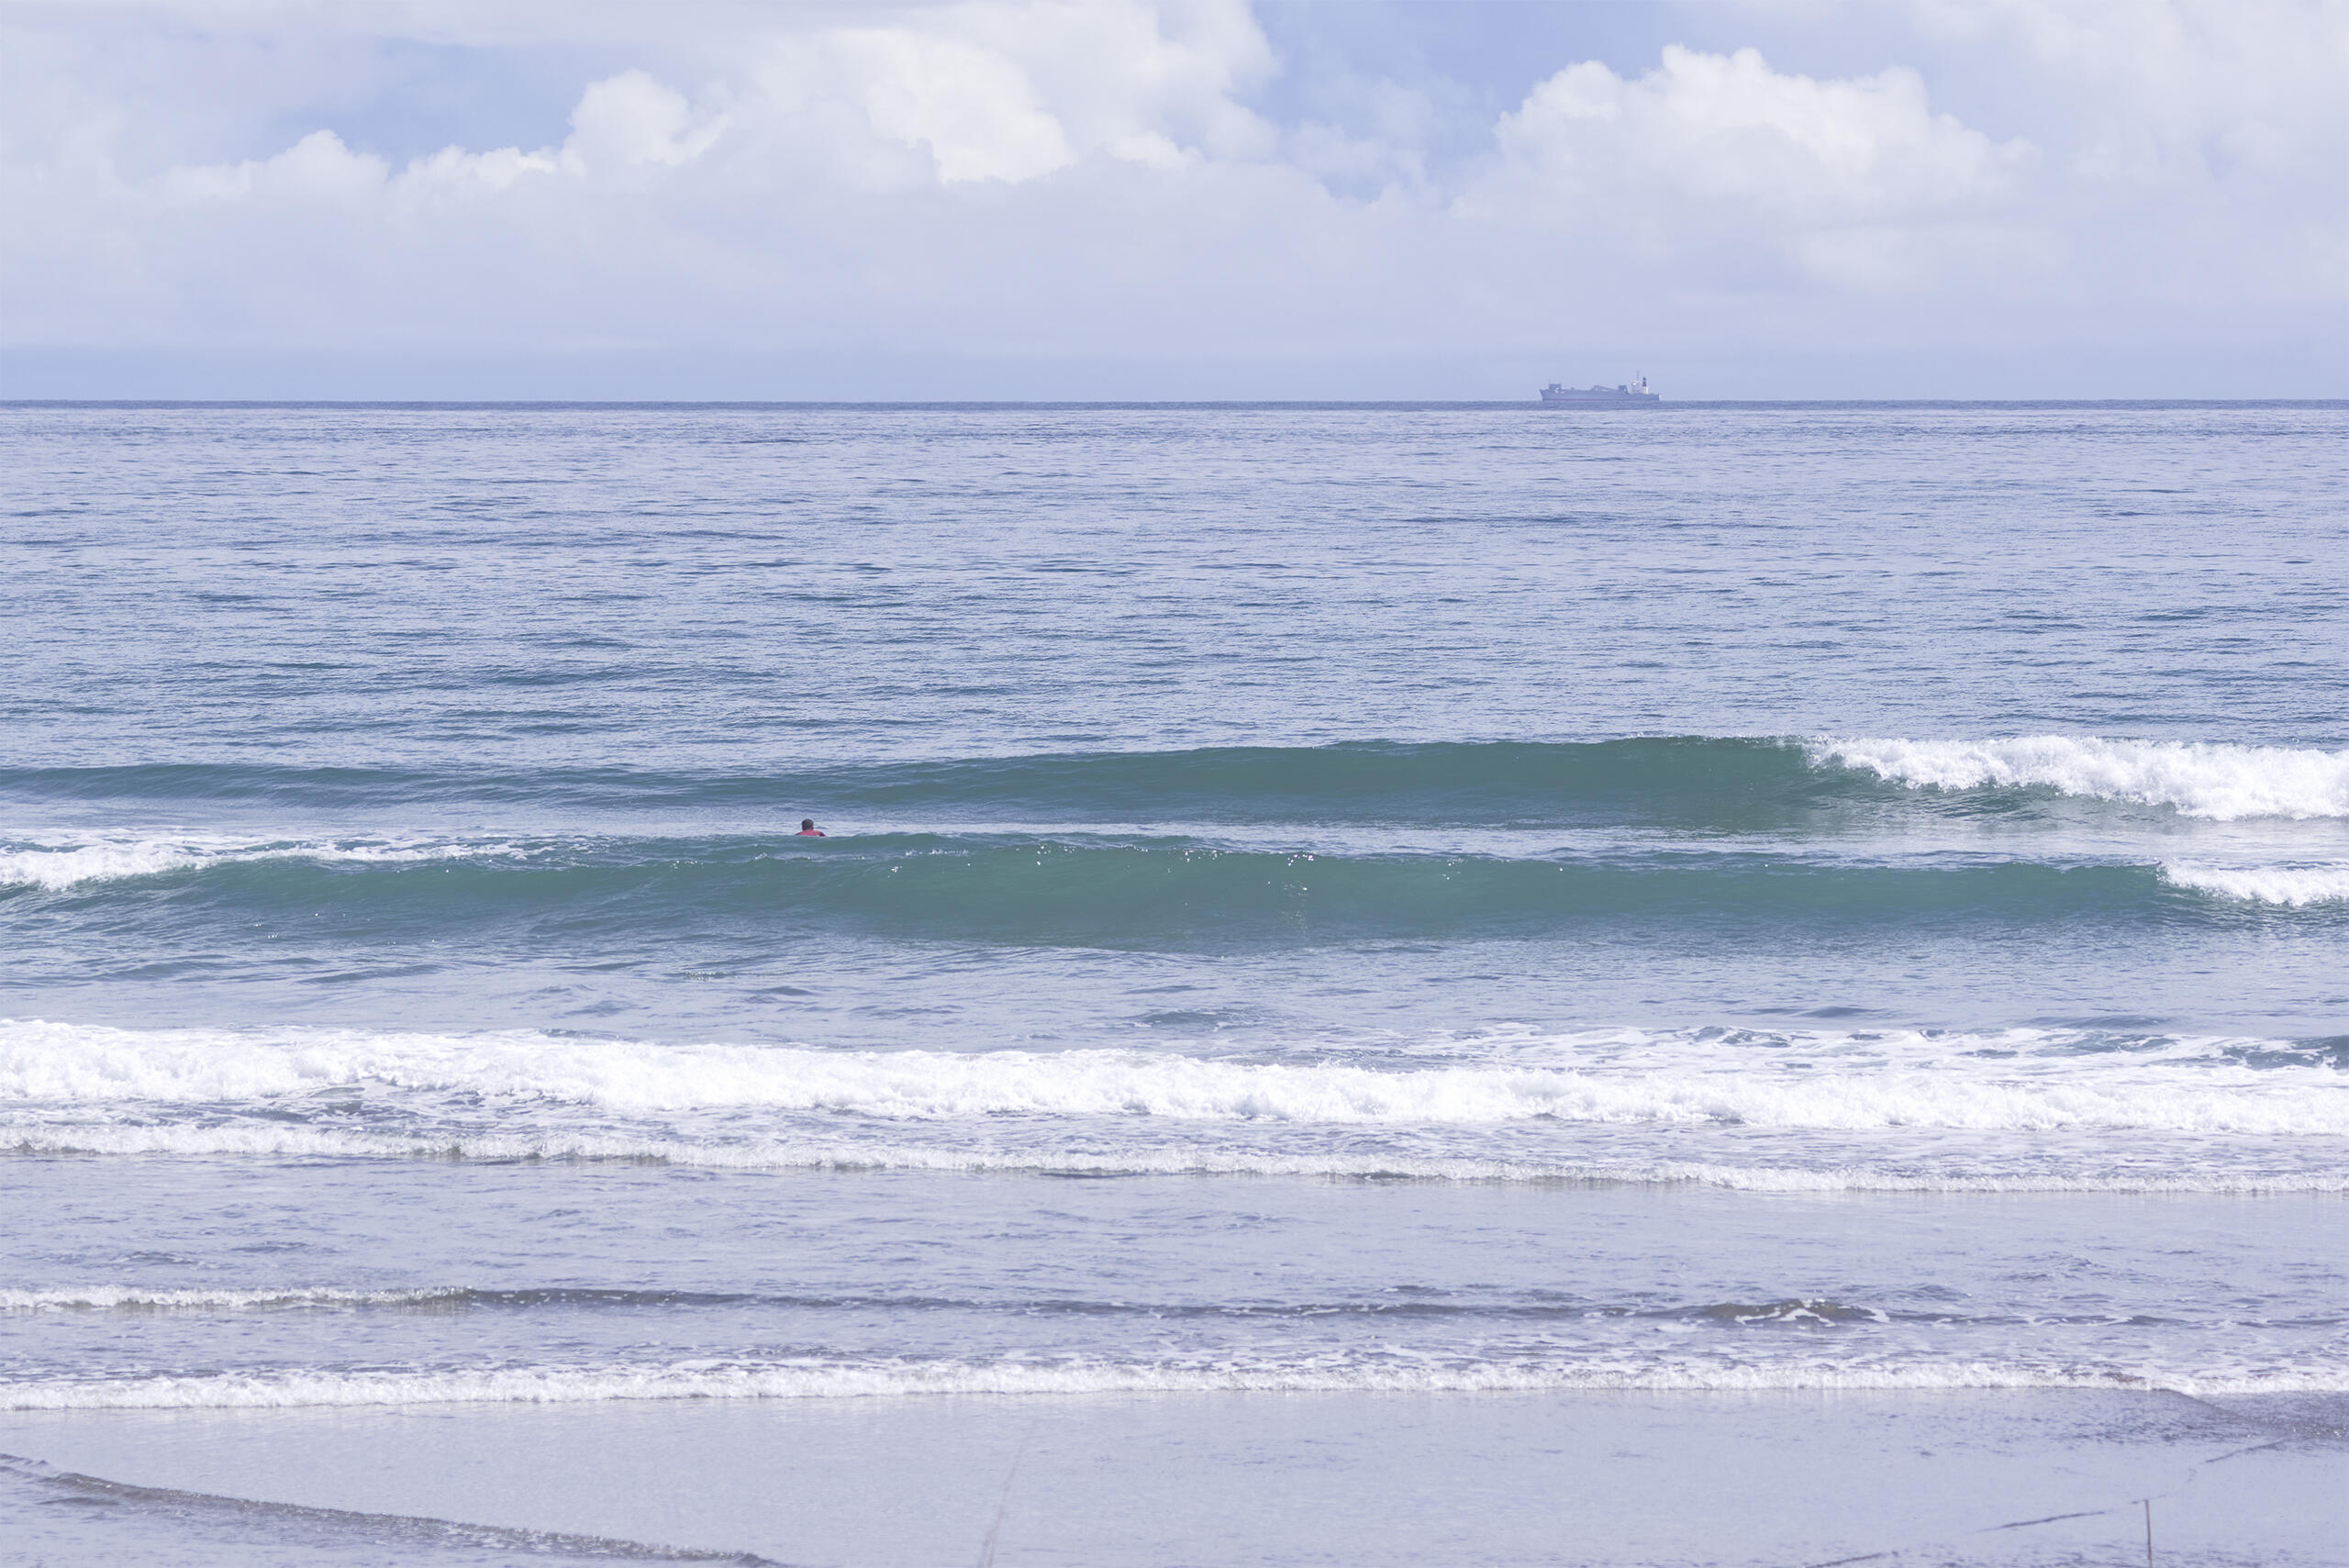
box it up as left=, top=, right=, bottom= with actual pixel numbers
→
left=1539, top=375, right=1658, bottom=405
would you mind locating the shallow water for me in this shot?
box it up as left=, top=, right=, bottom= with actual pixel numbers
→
left=1, top=400, right=2343, bottom=1562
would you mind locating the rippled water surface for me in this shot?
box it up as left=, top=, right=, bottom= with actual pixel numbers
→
left=1, top=401, right=2343, bottom=1564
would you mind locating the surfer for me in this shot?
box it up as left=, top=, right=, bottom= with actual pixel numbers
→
left=796, top=819, right=826, bottom=837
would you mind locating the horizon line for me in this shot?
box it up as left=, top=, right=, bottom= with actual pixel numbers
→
left=7, top=397, right=2345, bottom=409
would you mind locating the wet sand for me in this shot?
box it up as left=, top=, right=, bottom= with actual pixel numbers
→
left=4, top=1387, right=2342, bottom=1566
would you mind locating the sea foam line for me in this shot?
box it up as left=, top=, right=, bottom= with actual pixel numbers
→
left=0, top=834, right=517, bottom=891
left=0, top=1285, right=469, bottom=1313
left=2, top=1019, right=2339, bottom=1136
left=1813, top=736, right=2349, bottom=819
left=4, top=1123, right=2341, bottom=1193
left=0, top=1287, right=1893, bottom=1321
left=2, top=1358, right=2337, bottom=1412
left=2161, top=862, right=2349, bottom=906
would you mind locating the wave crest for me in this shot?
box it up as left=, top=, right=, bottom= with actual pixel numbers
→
left=2, top=1020, right=2340, bottom=1137
left=0, top=834, right=508, bottom=892
left=1816, top=736, right=2349, bottom=819
left=2162, top=862, right=2349, bottom=906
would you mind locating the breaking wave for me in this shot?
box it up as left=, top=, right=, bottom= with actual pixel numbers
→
left=0, top=833, right=512, bottom=892
left=2, top=1020, right=2340, bottom=1138
left=2162, top=862, right=2349, bottom=906
left=1816, top=736, right=2349, bottom=819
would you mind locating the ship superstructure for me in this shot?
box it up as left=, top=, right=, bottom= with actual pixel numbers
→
left=1539, top=375, right=1658, bottom=405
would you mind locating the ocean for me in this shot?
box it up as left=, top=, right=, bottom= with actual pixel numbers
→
left=0, top=400, right=2343, bottom=1565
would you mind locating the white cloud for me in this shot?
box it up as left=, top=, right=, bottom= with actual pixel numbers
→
left=1493, top=47, right=2023, bottom=217
left=1909, top=0, right=2345, bottom=181
left=161, top=128, right=384, bottom=204
left=564, top=70, right=723, bottom=173
left=0, top=0, right=2340, bottom=389
left=1900, top=0, right=2347, bottom=309
left=764, top=28, right=1075, bottom=184
left=729, top=0, right=1274, bottom=185
left=1464, top=45, right=2037, bottom=293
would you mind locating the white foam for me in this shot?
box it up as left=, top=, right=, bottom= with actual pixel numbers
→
left=1, top=1019, right=2338, bottom=1138
left=1813, top=736, right=2349, bottom=819
left=0, top=1285, right=465, bottom=1312
left=2162, top=862, right=2349, bottom=906
left=0, top=840, right=211, bottom=888
left=2, top=1356, right=2335, bottom=1412
left=0, top=833, right=512, bottom=891
left=4, top=1123, right=2340, bottom=1193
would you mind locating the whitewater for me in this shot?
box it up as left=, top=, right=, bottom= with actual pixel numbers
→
left=3, top=1018, right=2343, bottom=1142
left=1, top=399, right=2343, bottom=1566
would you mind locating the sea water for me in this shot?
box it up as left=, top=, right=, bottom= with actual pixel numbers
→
left=0, top=401, right=2343, bottom=1565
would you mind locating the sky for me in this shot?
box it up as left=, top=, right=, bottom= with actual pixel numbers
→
left=2, top=0, right=2343, bottom=399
